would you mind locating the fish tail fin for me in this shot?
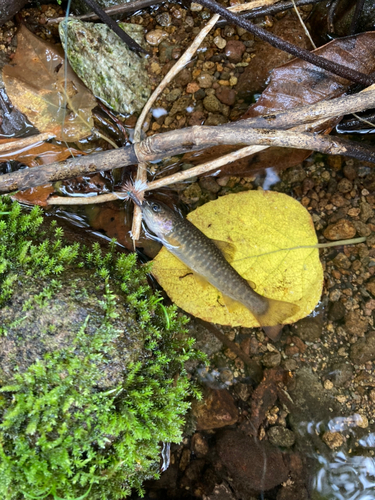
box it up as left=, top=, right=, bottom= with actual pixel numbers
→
left=254, top=297, right=299, bottom=327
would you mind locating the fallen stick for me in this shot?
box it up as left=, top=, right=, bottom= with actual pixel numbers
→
left=4, top=125, right=373, bottom=195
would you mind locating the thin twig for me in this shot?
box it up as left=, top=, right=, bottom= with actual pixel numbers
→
left=196, top=0, right=374, bottom=86
left=12, top=124, right=375, bottom=195
left=291, top=0, right=316, bottom=49
left=217, top=0, right=323, bottom=26
left=48, top=0, right=165, bottom=24
left=48, top=118, right=333, bottom=206
left=77, top=0, right=147, bottom=54
left=0, top=133, right=55, bottom=155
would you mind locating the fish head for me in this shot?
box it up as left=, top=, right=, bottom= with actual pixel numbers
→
left=142, top=200, right=177, bottom=240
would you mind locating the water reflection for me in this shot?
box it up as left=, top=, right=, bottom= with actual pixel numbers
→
left=313, top=451, right=375, bottom=500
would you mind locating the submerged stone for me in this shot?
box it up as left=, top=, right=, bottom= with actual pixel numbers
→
left=59, top=19, right=151, bottom=115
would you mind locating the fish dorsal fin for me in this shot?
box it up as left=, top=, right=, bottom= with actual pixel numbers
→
left=211, top=239, right=237, bottom=263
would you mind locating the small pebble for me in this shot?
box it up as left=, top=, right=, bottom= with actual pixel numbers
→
left=190, top=2, right=203, bottom=11
left=146, top=29, right=168, bottom=46
left=214, top=35, right=227, bottom=49
left=323, top=219, right=356, bottom=240
left=322, top=431, right=345, bottom=449
left=197, top=72, right=214, bottom=89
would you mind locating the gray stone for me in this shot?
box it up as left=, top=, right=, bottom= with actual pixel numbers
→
left=293, top=317, right=323, bottom=342
left=267, top=426, right=295, bottom=448
left=350, top=332, right=375, bottom=364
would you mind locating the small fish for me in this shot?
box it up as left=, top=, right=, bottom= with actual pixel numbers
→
left=127, top=189, right=298, bottom=327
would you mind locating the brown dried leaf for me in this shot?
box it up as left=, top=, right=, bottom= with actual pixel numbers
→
left=192, top=32, right=375, bottom=177
left=2, top=25, right=96, bottom=141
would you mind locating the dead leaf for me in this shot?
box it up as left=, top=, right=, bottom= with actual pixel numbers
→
left=151, top=190, right=323, bottom=328
left=187, top=32, right=375, bottom=177
left=236, top=11, right=313, bottom=96
left=2, top=25, right=97, bottom=141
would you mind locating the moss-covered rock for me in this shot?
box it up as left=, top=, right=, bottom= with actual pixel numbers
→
left=0, top=197, right=200, bottom=500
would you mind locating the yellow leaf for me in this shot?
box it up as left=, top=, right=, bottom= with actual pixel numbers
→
left=152, top=190, right=323, bottom=327
left=2, top=25, right=96, bottom=142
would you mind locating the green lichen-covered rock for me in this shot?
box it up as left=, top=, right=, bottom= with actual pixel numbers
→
left=0, top=197, right=200, bottom=500
left=59, top=19, right=151, bottom=115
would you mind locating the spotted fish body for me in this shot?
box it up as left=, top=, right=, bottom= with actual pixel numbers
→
left=133, top=197, right=298, bottom=326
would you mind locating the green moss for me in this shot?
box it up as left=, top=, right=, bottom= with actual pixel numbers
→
left=0, top=197, right=202, bottom=500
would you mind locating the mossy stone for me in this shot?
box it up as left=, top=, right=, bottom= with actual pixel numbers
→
left=0, top=196, right=200, bottom=500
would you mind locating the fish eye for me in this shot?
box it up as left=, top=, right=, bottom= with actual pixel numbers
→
left=152, top=203, right=161, bottom=213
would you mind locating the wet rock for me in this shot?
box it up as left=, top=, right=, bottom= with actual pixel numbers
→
left=155, top=12, right=171, bottom=27
left=332, top=252, right=351, bottom=270
left=262, top=351, right=281, bottom=368
left=343, top=163, right=357, bottom=180
left=225, top=40, right=246, bottom=63
left=323, top=219, right=356, bottom=240
left=353, top=220, right=371, bottom=237
left=288, top=368, right=340, bottom=454
left=198, top=72, right=214, bottom=89
left=175, top=68, right=191, bottom=86
left=345, top=310, right=368, bottom=337
left=293, top=317, right=323, bottom=342
left=179, top=458, right=206, bottom=489
left=181, top=182, right=202, bottom=203
left=199, top=177, right=221, bottom=193
left=267, top=426, right=295, bottom=448
left=322, top=431, right=345, bottom=449
left=0, top=0, right=27, bottom=24
left=146, top=29, right=168, bottom=46
left=350, top=332, right=375, bottom=364
left=367, top=232, right=375, bottom=247
left=169, top=95, right=192, bottom=116
left=366, top=279, right=375, bottom=297
left=216, top=430, right=289, bottom=493
left=192, top=388, right=238, bottom=430
left=337, top=178, right=353, bottom=193
left=213, top=35, right=226, bottom=49
left=277, top=483, right=309, bottom=500
left=203, top=95, right=223, bottom=113
left=194, top=88, right=206, bottom=100
left=190, top=2, right=203, bottom=11
left=188, top=110, right=206, bottom=126
left=327, top=362, right=353, bottom=387
left=186, top=81, right=200, bottom=94
left=281, top=166, right=306, bottom=184
left=360, top=200, right=374, bottom=222
left=215, top=86, right=236, bottom=106
left=205, top=114, right=228, bottom=126
left=165, top=88, right=182, bottom=102
left=328, top=301, right=346, bottom=322
left=331, top=193, right=348, bottom=207
left=191, top=433, right=209, bottom=457
left=203, top=482, right=236, bottom=500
